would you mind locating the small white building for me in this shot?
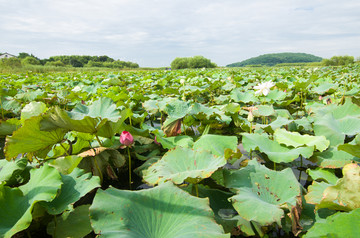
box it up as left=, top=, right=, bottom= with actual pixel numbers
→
left=0, top=52, right=16, bottom=59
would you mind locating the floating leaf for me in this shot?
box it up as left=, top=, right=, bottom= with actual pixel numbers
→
left=304, top=208, right=360, bottom=238
left=20, top=101, right=47, bottom=122
left=311, top=147, right=360, bottom=168
left=47, top=205, right=93, bottom=238
left=306, top=168, right=338, bottom=184
left=5, top=116, right=67, bottom=160
left=143, top=147, right=227, bottom=185
left=41, top=168, right=100, bottom=215
left=226, top=160, right=301, bottom=227
left=90, top=182, right=229, bottom=237
left=242, top=133, right=314, bottom=163
left=193, top=134, right=238, bottom=156
left=0, top=164, right=62, bottom=238
left=274, top=128, right=329, bottom=152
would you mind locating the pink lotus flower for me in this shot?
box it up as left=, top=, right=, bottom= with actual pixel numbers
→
left=120, top=131, right=134, bottom=146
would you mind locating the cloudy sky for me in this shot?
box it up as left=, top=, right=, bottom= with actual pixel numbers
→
left=1, top=0, right=359, bottom=67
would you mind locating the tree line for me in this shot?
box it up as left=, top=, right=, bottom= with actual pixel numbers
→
left=0, top=53, right=139, bottom=69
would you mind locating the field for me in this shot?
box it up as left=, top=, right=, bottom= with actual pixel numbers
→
left=1, top=65, right=360, bottom=237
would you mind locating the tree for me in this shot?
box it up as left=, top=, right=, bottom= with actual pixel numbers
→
left=322, top=56, right=354, bottom=66
left=21, top=56, right=41, bottom=65
left=0, top=57, right=22, bottom=68
left=171, top=56, right=216, bottom=69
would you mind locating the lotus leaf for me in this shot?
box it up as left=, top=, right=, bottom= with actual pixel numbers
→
left=0, top=118, right=21, bottom=137
left=89, top=182, right=229, bottom=237
left=47, top=205, right=93, bottom=238
left=311, top=147, right=360, bottom=168
left=317, top=163, right=360, bottom=211
left=143, top=146, right=227, bottom=185
left=313, top=98, right=360, bottom=146
left=20, top=101, right=47, bottom=122
left=5, top=115, right=67, bottom=160
left=41, top=167, right=100, bottom=215
left=304, top=208, right=360, bottom=238
left=274, top=128, right=330, bottom=152
left=241, top=133, right=314, bottom=163
left=0, top=158, right=27, bottom=184
left=193, top=134, right=238, bottom=156
left=0, top=164, right=62, bottom=238
left=226, top=160, right=301, bottom=227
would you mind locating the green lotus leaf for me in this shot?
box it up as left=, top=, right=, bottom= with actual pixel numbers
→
left=0, top=164, right=62, bottom=238
left=311, top=147, right=360, bottom=168
left=41, top=167, right=100, bottom=215
left=311, top=82, right=338, bottom=95
left=48, top=155, right=84, bottom=175
left=0, top=118, right=21, bottom=137
left=193, top=134, right=238, bottom=156
left=20, top=101, right=47, bottom=122
left=4, top=116, right=67, bottom=160
left=0, top=158, right=27, bottom=184
left=274, top=128, right=330, bottom=152
left=164, top=99, right=191, bottom=119
left=313, top=99, right=360, bottom=146
left=306, top=168, right=338, bottom=184
left=183, top=184, right=239, bottom=234
left=265, top=89, right=287, bottom=101
left=242, top=133, right=314, bottom=163
left=317, top=163, right=360, bottom=211
left=143, top=147, right=227, bottom=185
left=40, top=98, right=129, bottom=137
left=230, top=89, right=257, bottom=103
left=154, top=135, right=194, bottom=150
left=304, top=182, right=332, bottom=205
left=252, top=105, right=276, bottom=117
left=304, top=208, right=360, bottom=238
left=70, top=97, right=121, bottom=122
left=90, top=182, right=229, bottom=237
left=338, top=143, right=360, bottom=158
left=227, top=160, right=301, bottom=227
left=47, top=205, right=93, bottom=238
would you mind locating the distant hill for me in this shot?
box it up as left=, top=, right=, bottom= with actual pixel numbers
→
left=227, top=53, right=322, bottom=67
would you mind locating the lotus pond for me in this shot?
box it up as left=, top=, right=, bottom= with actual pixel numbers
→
left=1, top=65, right=360, bottom=237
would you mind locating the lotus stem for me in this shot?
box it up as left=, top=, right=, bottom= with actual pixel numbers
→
left=127, top=147, right=132, bottom=189
left=0, top=97, right=4, bottom=120
left=95, top=135, right=103, bottom=147
left=273, top=162, right=276, bottom=171
left=93, top=157, right=103, bottom=183
left=60, top=143, right=70, bottom=156
left=195, top=183, right=199, bottom=197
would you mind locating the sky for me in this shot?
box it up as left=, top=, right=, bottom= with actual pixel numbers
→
left=1, top=0, right=360, bottom=67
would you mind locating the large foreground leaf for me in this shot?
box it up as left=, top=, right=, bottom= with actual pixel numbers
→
left=90, top=182, right=229, bottom=237
left=143, top=146, right=227, bottom=185
left=5, top=116, right=66, bottom=160
left=0, top=164, right=62, bottom=238
left=304, top=208, right=360, bottom=238
left=41, top=168, right=100, bottom=215
left=47, top=205, right=92, bottom=238
left=225, top=160, right=301, bottom=227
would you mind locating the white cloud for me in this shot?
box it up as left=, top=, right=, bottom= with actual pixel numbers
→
left=0, top=0, right=359, bottom=67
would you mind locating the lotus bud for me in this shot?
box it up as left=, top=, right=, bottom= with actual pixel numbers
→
left=247, top=110, right=254, bottom=122
left=120, top=131, right=134, bottom=146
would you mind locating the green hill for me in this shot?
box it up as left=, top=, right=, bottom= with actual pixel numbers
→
left=227, top=53, right=322, bottom=67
